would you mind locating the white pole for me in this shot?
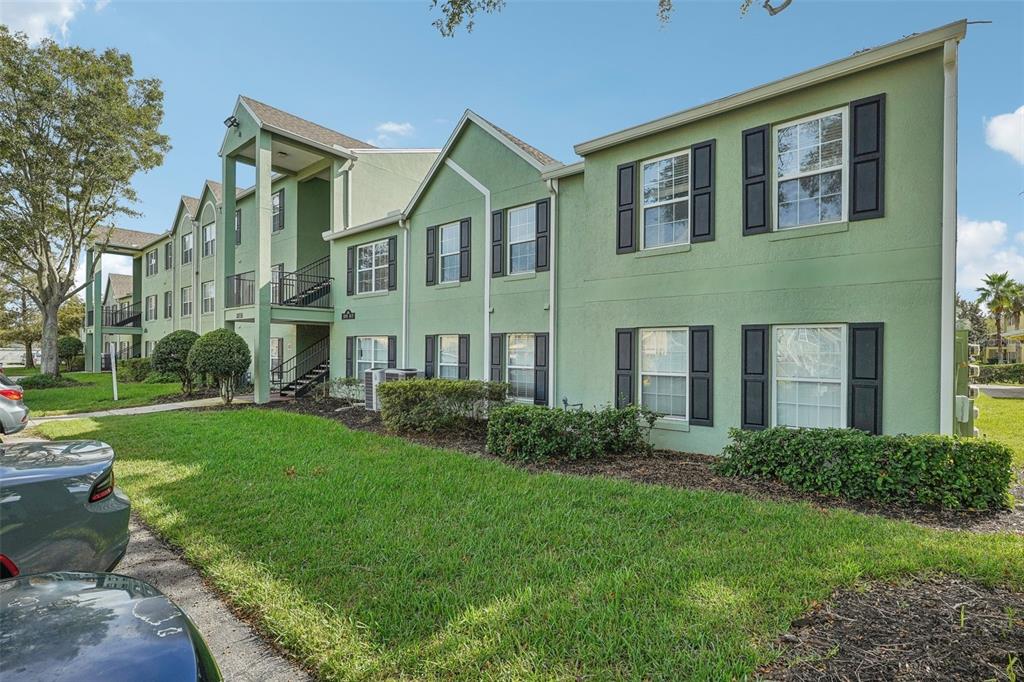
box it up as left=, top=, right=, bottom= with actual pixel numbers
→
left=110, top=343, right=119, bottom=402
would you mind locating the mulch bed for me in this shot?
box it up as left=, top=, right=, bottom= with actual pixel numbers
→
left=265, top=397, right=1024, bottom=535
left=759, top=577, right=1024, bottom=681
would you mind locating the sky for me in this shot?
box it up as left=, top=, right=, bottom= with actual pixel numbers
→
left=1, top=0, right=1022, bottom=300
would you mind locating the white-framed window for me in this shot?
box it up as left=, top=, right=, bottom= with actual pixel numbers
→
left=201, top=280, right=215, bottom=314
left=357, top=240, right=389, bottom=294
left=641, top=150, right=690, bottom=249
left=234, top=209, right=242, bottom=245
left=772, top=324, right=847, bottom=429
left=506, top=333, right=535, bottom=402
left=145, top=250, right=158, bottom=276
left=272, top=189, right=284, bottom=232
left=270, top=337, right=283, bottom=383
left=774, top=108, right=847, bottom=230
left=181, top=286, right=192, bottom=317
left=201, top=222, right=215, bottom=257
left=144, top=341, right=153, bottom=357
left=145, top=295, right=158, bottom=321
left=356, top=336, right=388, bottom=376
left=639, top=327, right=688, bottom=419
left=164, top=291, right=172, bottom=319
left=437, top=335, right=459, bottom=379
left=181, top=232, right=193, bottom=264
left=507, top=205, right=536, bottom=274
left=439, top=222, right=460, bottom=283
left=164, top=241, right=173, bottom=269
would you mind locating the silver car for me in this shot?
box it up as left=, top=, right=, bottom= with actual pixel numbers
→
left=0, top=441, right=130, bottom=578
left=0, top=375, right=28, bottom=436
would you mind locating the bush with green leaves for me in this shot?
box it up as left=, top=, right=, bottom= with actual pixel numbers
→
left=377, top=379, right=508, bottom=433
left=186, top=328, right=251, bottom=404
left=310, top=376, right=362, bottom=403
left=487, top=403, right=658, bottom=462
left=151, top=330, right=200, bottom=394
left=16, top=373, right=78, bottom=389
left=56, top=336, right=83, bottom=370
left=716, top=427, right=1013, bottom=510
left=977, top=363, right=1024, bottom=385
left=117, top=357, right=152, bottom=383
left=143, top=371, right=179, bottom=384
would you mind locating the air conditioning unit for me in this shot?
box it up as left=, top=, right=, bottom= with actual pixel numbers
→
left=967, top=363, right=980, bottom=379
left=973, top=406, right=980, bottom=421
left=954, top=395, right=972, bottom=423
left=968, top=343, right=981, bottom=358
left=973, top=427, right=980, bottom=438
left=384, top=368, right=418, bottom=382
left=967, top=385, right=980, bottom=399
left=364, top=369, right=386, bottom=411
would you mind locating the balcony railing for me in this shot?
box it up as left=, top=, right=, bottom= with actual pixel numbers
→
left=272, top=256, right=332, bottom=309
left=102, top=303, right=141, bottom=328
left=225, top=272, right=255, bottom=308
left=270, top=336, right=330, bottom=396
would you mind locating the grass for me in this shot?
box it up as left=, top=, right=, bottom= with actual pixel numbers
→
left=976, top=393, right=1024, bottom=468
left=2, top=366, right=39, bottom=377
left=38, top=409, right=1024, bottom=681
left=22, top=371, right=182, bottom=416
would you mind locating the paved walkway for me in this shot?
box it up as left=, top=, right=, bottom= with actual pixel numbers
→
left=26, top=394, right=262, bottom=426
left=977, top=384, right=1024, bottom=399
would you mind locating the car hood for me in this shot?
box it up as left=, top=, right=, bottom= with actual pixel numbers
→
left=0, top=441, right=114, bottom=484
left=0, top=572, right=220, bottom=681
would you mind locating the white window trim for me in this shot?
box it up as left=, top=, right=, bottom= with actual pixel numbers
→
left=202, top=222, right=216, bottom=258
left=182, top=233, right=193, bottom=264
left=201, top=281, right=215, bottom=315
left=641, top=149, right=691, bottom=251
left=355, top=336, right=389, bottom=376
left=146, top=295, right=158, bottom=321
left=506, top=204, right=536, bottom=275
left=146, top=250, right=158, bottom=276
left=639, top=326, right=689, bottom=421
left=770, top=323, right=848, bottom=429
left=271, top=190, right=284, bottom=232
left=771, top=106, right=849, bottom=231
left=506, top=332, right=535, bottom=403
left=438, top=221, right=460, bottom=283
left=181, top=286, right=193, bottom=317
left=437, top=334, right=459, bottom=379
left=356, top=239, right=389, bottom=294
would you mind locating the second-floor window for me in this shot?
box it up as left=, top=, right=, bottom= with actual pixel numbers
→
left=202, top=222, right=215, bottom=257
left=507, top=205, right=536, bottom=274
left=182, top=233, right=193, bottom=264
left=234, top=209, right=242, bottom=245
left=272, top=189, right=284, bottom=232
left=145, top=250, right=158, bottom=276
left=439, top=222, right=460, bottom=283
left=641, top=150, right=690, bottom=249
left=357, top=240, right=389, bottom=294
left=181, top=286, right=192, bottom=316
left=145, top=295, right=158, bottom=321
left=201, top=281, right=215, bottom=314
left=164, top=291, right=172, bottom=319
left=775, top=108, right=846, bottom=230
left=164, top=241, right=173, bottom=270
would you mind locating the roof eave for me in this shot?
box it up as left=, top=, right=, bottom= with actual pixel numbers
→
left=322, top=213, right=404, bottom=241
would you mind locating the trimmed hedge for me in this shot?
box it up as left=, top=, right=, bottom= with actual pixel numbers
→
left=377, top=379, right=507, bottom=433
left=118, top=357, right=152, bottom=383
left=487, top=404, right=658, bottom=462
left=16, top=373, right=78, bottom=389
left=716, top=427, right=1013, bottom=510
left=187, top=329, right=251, bottom=404
left=977, top=363, right=1024, bottom=385
left=143, top=371, right=179, bottom=384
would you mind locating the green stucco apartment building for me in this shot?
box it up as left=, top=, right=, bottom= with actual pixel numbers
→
left=84, top=21, right=965, bottom=454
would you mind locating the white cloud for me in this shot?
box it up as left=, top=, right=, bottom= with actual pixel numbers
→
left=957, top=214, right=1024, bottom=298
left=984, top=105, right=1024, bottom=164
left=370, top=121, right=415, bottom=146
left=0, top=0, right=107, bottom=43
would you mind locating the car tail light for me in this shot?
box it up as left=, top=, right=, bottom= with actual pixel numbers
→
left=0, top=388, right=22, bottom=401
left=89, top=468, right=115, bottom=503
left=0, top=554, right=18, bottom=579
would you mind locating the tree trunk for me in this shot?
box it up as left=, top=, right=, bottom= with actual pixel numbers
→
left=995, top=317, right=1004, bottom=365
left=23, top=342, right=34, bottom=368
left=39, top=299, right=61, bottom=376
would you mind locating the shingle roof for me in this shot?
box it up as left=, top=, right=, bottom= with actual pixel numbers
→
left=91, top=227, right=165, bottom=251
left=181, top=195, right=199, bottom=217
left=239, top=96, right=376, bottom=151
left=106, top=274, right=133, bottom=302
left=481, top=116, right=559, bottom=166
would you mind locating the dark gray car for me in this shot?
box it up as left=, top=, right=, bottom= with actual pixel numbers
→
left=0, top=571, right=222, bottom=681
left=0, top=441, right=130, bottom=578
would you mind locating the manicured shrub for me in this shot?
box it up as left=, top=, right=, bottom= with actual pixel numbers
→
left=312, top=376, right=361, bottom=403
left=716, top=427, right=1014, bottom=510
left=377, top=379, right=508, bottom=433
left=152, top=330, right=200, bottom=395
left=187, top=328, right=251, bottom=404
left=487, top=403, right=658, bottom=462
left=977, top=363, right=1024, bottom=385
left=143, top=371, right=179, bottom=384
left=118, top=357, right=152, bottom=383
left=17, top=373, right=78, bottom=389
left=56, top=336, right=83, bottom=370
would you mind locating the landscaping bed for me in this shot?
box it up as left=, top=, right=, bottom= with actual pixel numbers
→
left=760, top=576, right=1024, bottom=681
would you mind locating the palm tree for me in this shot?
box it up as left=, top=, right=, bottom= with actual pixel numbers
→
left=977, top=272, right=1016, bottom=363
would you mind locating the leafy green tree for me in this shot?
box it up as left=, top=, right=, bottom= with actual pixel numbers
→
left=955, top=293, right=988, bottom=348
left=187, top=329, right=251, bottom=404
left=57, top=335, right=83, bottom=370
left=0, top=280, right=41, bottom=367
left=977, top=272, right=1017, bottom=363
left=0, top=27, right=170, bottom=377
left=152, top=330, right=200, bottom=395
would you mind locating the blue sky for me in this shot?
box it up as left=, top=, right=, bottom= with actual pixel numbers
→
left=2, top=0, right=1022, bottom=299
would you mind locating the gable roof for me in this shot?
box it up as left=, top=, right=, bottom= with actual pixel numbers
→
left=238, top=96, right=376, bottom=152
left=104, top=274, right=133, bottom=303
left=90, top=227, right=165, bottom=252
left=486, top=118, right=559, bottom=167
left=181, top=195, right=199, bottom=218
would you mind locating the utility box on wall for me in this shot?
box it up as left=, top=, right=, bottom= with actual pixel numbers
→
left=953, top=327, right=979, bottom=437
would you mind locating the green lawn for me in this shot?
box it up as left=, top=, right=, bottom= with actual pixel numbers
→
left=976, top=393, right=1024, bottom=468
left=38, top=409, right=1024, bottom=681
left=2, top=366, right=39, bottom=377
left=23, top=372, right=182, bottom=416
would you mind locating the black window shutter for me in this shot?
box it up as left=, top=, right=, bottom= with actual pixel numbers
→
left=425, top=225, right=437, bottom=286
left=458, top=334, right=470, bottom=380
left=616, top=162, right=637, bottom=254
left=533, top=333, right=549, bottom=405
left=491, top=210, right=505, bottom=278
left=742, top=125, right=771, bottom=235
left=387, top=235, right=398, bottom=291
left=741, top=325, right=770, bottom=429
left=689, top=326, right=713, bottom=426
left=346, top=246, right=355, bottom=296
left=535, top=199, right=550, bottom=272
left=424, top=335, right=436, bottom=378
left=614, top=328, right=635, bottom=408
left=849, top=323, right=883, bottom=434
left=490, top=334, right=504, bottom=382
left=690, top=140, right=716, bottom=243
left=345, top=336, right=354, bottom=377
left=849, top=94, right=886, bottom=221
left=459, top=218, right=471, bottom=282
left=387, top=336, right=397, bottom=368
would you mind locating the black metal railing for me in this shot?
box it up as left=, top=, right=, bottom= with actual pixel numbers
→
left=102, top=303, right=141, bottom=327
left=272, top=256, right=332, bottom=309
left=270, top=336, right=330, bottom=396
left=100, top=346, right=140, bottom=370
left=225, top=271, right=255, bottom=308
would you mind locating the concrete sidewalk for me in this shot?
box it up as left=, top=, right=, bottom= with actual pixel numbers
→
left=27, top=394, right=259, bottom=426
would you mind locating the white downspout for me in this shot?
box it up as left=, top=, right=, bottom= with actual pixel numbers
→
left=444, top=158, right=491, bottom=377
left=400, top=217, right=410, bottom=367
left=939, top=38, right=959, bottom=435
left=546, top=178, right=558, bottom=407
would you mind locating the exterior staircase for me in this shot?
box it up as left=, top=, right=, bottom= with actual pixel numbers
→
left=271, top=337, right=330, bottom=397
left=273, top=256, right=332, bottom=308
